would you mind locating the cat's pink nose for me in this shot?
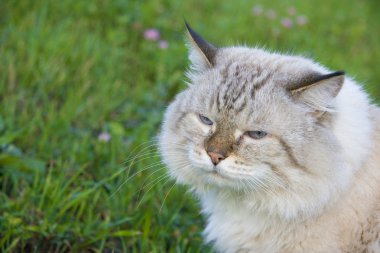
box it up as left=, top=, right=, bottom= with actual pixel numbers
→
left=207, top=152, right=225, bottom=165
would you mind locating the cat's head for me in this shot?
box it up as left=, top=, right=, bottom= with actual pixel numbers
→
left=159, top=23, right=346, bottom=204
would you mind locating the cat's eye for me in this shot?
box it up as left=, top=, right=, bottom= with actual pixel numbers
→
left=199, top=114, right=213, bottom=125
left=246, top=131, right=268, bottom=140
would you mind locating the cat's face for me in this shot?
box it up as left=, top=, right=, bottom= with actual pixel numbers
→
left=159, top=25, right=344, bottom=195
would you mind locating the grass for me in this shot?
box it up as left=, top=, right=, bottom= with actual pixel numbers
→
left=0, top=0, right=379, bottom=252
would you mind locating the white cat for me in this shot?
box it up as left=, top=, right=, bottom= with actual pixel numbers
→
left=159, top=23, right=380, bottom=253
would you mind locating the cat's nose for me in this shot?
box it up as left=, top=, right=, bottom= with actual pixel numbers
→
left=207, top=151, right=225, bottom=165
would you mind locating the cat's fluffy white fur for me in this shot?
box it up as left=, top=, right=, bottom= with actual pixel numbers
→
left=159, top=28, right=380, bottom=253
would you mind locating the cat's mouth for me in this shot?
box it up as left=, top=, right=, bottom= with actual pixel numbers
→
left=187, top=147, right=249, bottom=185
left=202, top=165, right=236, bottom=183
left=209, top=167, right=228, bottom=178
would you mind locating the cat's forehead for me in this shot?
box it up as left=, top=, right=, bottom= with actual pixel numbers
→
left=217, top=60, right=270, bottom=88
left=213, top=47, right=316, bottom=84
left=186, top=48, right=318, bottom=121
left=209, top=61, right=275, bottom=116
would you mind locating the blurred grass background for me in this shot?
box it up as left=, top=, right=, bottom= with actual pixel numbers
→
left=0, top=0, right=379, bottom=252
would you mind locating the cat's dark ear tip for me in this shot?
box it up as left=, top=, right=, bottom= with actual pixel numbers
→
left=332, top=70, right=345, bottom=77
left=183, top=20, right=217, bottom=67
left=184, top=19, right=191, bottom=31
left=323, top=70, right=345, bottom=82
left=184, top=20, right=197, bottom=39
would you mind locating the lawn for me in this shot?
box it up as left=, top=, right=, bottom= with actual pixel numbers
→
left=0, top=0, right=379, bottom=252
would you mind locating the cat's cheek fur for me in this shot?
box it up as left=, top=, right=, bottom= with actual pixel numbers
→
left=188, top=146, right=214, bottom=172
left=159, top=99, right=213, bottom=187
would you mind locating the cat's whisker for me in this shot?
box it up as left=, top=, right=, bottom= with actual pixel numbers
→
left=112, top=156, right=189, bottom=197
left=122, top=140, right=190, bottom=165
left=127, top=140, right=190, bottom=149
left=136, top=174, right=173, bottom=209
left=122, top=146, right=160, bottom=165
left=122, top=151, right=185, bottom=180
left=159, top=180, right=177, bottom=213
left=140, top=170, right=170, bottom=190
left=121, top=151, right=163, bottom=178
left=109, top=161, right=167, bottom=198
left=121, top=156, right=189, bottom=182
left=136, top=164, right=193, bottom=208
left=124, top=146, right=188, bottom=156
left=124, top=139, right=159, bottom=160
left=123, top=154, right=164, bottom=173
left=109, top=159, right=188, bottom=201
left=138, top=161, right=188, bottom=186
left=123, top=139, right=160, bottom=155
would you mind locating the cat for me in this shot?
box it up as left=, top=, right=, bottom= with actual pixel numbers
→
left=158, top=22, right=380, bottom=253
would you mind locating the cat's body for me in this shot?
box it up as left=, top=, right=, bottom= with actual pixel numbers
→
left=159, top=24, right=380, bottom=253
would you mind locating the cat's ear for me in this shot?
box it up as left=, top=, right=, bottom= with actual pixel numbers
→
left=185, top=21, right=218, bottom=71
left=289, top=71, right=345, bottom=113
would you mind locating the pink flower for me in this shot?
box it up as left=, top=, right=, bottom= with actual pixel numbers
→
left=98, top=132, right=111, bottom=142
left=144, top=28, right=160, bottom=41
left=281, top=18, right=293, bottom=29
left=297, top=16, right=308, bottom=26
left=252, top=5, right=263, bottom=16
left=287, top=7, right=296, bottom=16
left=158, top=40, right=168, bottom=49
left=266, top=9, right=276, bottom=19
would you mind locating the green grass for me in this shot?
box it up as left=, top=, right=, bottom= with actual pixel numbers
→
left=0, top=0, right=379, bottom=252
